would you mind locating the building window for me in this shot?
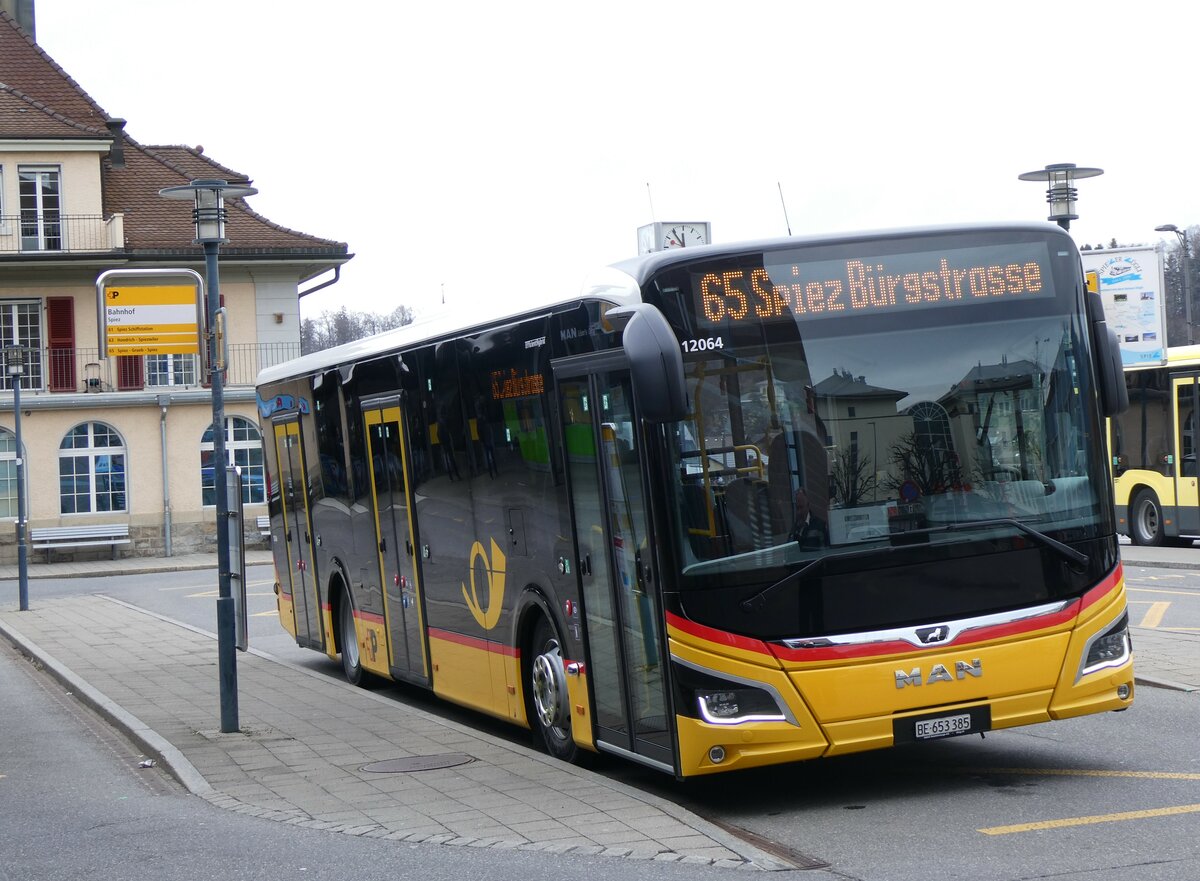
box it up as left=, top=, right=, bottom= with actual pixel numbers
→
left=0, top=428, right=18, bottom=518
left=59, top=422, right=127, bottom=514
left=147, top=354, right=197, bottom=387
left=201, top=416, right=265, bottom=506
left=0, top=301, right=44, bottom=390
left=18, top=166, right=62, bottom=252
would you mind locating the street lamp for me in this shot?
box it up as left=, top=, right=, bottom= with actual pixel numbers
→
left=1156, top=224, right=1193, bottom=346
left=1017, top=163, right=1104, bottom=231
left=6, top=345, right=28, bottom=612
left=158, top=179, right=257, bottom=734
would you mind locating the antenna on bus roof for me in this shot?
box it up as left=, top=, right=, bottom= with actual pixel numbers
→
left=646, top=182, right=656, bottom=222
left=778, top=182, right=793, bottom=236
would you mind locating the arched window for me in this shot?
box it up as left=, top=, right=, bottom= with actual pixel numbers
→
left=0, top=427, right=18, bottom=518
left=59, top=422, right=127, bottom=513
left=201, top=416, right=265, bottom=506
left=909, top=401, right=953, bottom=453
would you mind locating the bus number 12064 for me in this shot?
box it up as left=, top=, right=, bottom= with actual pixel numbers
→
left=681, top=337, right=725, bottom=353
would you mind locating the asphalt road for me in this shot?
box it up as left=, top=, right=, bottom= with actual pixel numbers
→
left=11, top=564, right=1200, bottom=880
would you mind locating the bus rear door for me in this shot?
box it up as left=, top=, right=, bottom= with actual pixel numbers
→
left=273, top=417, right=323, bottom=650
left=362, top=396, right=430, bottom=685
left=555, top=354, right=674, bottom=772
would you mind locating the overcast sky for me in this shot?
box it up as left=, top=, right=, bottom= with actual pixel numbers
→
left=34, top=1, right=1200, bottom=323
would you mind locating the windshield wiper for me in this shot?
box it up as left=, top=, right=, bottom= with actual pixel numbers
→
left=894, top=518, right=1089, bottom=568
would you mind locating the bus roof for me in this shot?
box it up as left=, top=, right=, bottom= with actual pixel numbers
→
left=256, top=267, right=642, bottom=387
left=257, top=220, right=1070, bottom=387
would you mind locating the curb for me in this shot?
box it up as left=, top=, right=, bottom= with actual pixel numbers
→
left=0, top=614, right=213, bottom=796
left=0, top=600, right=797, bottom=872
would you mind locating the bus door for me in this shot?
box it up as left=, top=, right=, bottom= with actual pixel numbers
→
left=555, top=359, right=673, bottom=771
left=273, top=417, right=323, bottom=650
left=362, top=397, right=429, bottom=684
left=1172, top=374, right=1200, bottom=535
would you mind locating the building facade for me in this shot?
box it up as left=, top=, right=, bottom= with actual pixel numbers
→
left=0, top=10, right=350, bottom=561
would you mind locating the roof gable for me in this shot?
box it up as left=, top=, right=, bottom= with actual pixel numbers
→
left=0, top=10, right=111, bottom=129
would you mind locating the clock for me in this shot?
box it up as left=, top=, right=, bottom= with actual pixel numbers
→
left=636, top=221, right=711, bottom=254
left=662, top=223, right=708, bottom=249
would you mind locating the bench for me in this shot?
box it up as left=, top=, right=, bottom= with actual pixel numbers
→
left=257, top=515, right=271, bottom=542
left=30, top=524, right=131, bottom=562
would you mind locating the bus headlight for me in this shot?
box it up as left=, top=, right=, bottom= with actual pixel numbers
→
left=672, top=659, right=793, bottom=726
left=697, top=687, right=785, bottom=724
left=1078, top=611, right=1132, bottom=679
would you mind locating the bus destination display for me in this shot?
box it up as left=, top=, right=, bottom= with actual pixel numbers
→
left=694, top=242, right=1054, bottom=326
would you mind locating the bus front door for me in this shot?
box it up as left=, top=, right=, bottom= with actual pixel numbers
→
left=363, top=398, right=429, bottom=685
left=1172, top=374, right=1200, bottom=536
left=557, top=366, right=674, bottom=772
left=273, top=418, right=323, bottom=650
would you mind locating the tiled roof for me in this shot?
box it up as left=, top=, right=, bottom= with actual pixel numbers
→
left=0, top=9, right=349, bottom=261
left=0, top=84, right=107, bottom=138
left=0, top=10, right=111, bottom=130
left=109, top=143, right=346, bottom=252
left=814, top=369, right=907, bottom=399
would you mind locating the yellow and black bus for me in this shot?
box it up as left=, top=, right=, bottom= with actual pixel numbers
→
left=1111, top=344, right=1200, bottom=545
left=256, top=222, right=1134, bottom=778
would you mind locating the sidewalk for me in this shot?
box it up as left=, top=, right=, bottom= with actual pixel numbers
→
left=0, top=545, right=1195, bottom=871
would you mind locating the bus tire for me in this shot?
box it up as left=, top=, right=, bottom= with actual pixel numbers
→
left=339, top=589, right=367, bottom=686
left=1130, top=490, right=1165, bottom=547
left=527, top=616, right=577, bottom=763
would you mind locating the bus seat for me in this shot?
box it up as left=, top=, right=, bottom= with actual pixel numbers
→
left=723, top=477, right=772, bottom=553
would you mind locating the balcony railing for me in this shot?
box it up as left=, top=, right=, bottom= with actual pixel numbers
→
left=0, top=214, right=124, bottom=254
left=0, top=342, right=301, bottom=394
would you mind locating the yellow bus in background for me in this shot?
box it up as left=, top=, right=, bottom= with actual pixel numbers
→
left=1111, top=344, right=1200, bottom=545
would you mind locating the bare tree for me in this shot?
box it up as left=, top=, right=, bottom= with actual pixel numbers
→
left=300, top=305, right=416, bottom=354
left=830, top=447, right=876, bottom=508
left=883, top=432, right=964, bottom=496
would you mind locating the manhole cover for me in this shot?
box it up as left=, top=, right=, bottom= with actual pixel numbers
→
left=361, top=754, right=475, bottom=773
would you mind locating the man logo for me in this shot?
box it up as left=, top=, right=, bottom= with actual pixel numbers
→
left=916, top=625, right=949, bottom=645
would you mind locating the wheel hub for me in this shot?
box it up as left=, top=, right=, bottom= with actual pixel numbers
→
left=531, top=643, right=569, bottom=729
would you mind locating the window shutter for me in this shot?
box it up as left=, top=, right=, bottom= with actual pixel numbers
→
left=46, top=297, right=76, bottom=392
left=117, top=356, right=144, bottom=390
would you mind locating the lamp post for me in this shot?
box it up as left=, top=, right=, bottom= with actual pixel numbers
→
left=1156, top=224, right=1193, bottom=346
left=158, top=179, right=257, bottom=734
left=1017, top=163, right=1104, bottom=231
left=6, top=345, right=28, bottom=612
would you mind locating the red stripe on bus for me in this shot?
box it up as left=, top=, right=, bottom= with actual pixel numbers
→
left=356, top=609, right=385, bottom=625
left=666, top=612, right=773, bottom=656
left=670, top=563, right=1123, bottom=665
left=1079, top=563, right=1123, bottom=612
left=427, top=627, right=521, bottom=657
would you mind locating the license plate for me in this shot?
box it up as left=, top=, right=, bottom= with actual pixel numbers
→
left=914, top=713, right=972, bottom=740
left=894, top=704, right=990, bottom=745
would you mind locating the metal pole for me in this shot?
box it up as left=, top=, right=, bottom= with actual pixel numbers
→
left=14, top=371, right=28, bottom=612
left=204, top=240, right=238, bottom=732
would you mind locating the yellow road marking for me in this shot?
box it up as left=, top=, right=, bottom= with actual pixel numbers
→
left=251, top=610, right=279, bottom=618
left=980, top=803, right=1200, bottom=835
left=972, top=767, right=1200, bottom=781
left=1127, top=587, right=1200, bottom=597
left=1137, top=601, right=1171, bottom=628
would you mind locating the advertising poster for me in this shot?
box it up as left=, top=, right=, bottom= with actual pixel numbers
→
left=1081, top=246, right=1166, bottom=367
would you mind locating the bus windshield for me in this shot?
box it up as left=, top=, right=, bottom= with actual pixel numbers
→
left=646, top=231, right=1110, bottom=595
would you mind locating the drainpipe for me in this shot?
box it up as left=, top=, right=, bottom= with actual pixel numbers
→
left=158, top=395, right=173, bottom=557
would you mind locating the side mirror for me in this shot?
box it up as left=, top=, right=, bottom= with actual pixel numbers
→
left=606, top=304, right=688, bottom=423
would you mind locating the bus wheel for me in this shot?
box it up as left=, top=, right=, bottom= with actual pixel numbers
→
left=528, top=617, right=577, bottom=763
left=339, top=591, right=367, bottom=686
left=1130, top=490, right=1165, bottom=547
